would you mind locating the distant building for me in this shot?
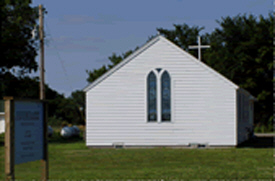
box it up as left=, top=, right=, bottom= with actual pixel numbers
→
left=0, top=100, right=4, bottom=134
left=83, top=35, right=255, bottom=147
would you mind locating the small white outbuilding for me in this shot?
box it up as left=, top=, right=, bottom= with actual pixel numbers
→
left=83, top=35, right=255, bottom=147
left=0, top=101, right=5, bottom=134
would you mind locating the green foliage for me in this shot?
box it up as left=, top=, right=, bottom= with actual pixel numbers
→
left=48, top=116, right=63, bottom=127
left=0, top=100, right=4, bottom=112
left=254, top=116, right=274, bottom=133
left=0, top=73, right=84, bottom=126
left=49, top=90, right=85, bottom=126
left=61, top=120, right=69, bottom=127
left=70, top=90, right=85, bottom=123
left=254, top=124, right=271, bottom=133
left=0, top=72, right=64, bottom=116
left=203, top=14, right=273, bottom=127
left=0, top=0, right=40, bottom=75
left=86, top=65, right=108, bottom=83
left=70, top=90, right=85, bottom=109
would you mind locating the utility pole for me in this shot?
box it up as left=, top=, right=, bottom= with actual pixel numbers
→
left=39, top=4, right=45, bottom=100
left=188, top=36, right=210, bottom=61
left=39, top=5, right=48, bottom=181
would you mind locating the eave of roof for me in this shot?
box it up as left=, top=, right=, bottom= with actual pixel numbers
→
left=160, top=36, right=239, bottom=90
left=83, top=35, right=161, bottom=92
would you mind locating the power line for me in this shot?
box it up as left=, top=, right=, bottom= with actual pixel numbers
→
left=44, top=19, right=74, bottom=92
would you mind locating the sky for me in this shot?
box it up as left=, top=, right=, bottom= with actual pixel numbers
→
left=31, top=0, right=272, bottom=97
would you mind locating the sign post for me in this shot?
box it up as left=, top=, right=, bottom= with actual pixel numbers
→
left=41, top=101, right=48, bottom=181
left=4, top=97, right=48, bottom=180
left=4, top=97, right=14, bottom=180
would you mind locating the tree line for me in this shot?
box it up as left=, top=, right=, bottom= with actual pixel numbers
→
left=1, top=1, right=273, bottom=131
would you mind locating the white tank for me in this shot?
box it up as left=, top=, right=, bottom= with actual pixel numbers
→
left=72, top=125, right=80, bottom=136
left=61, top=126, right=73, bottom=138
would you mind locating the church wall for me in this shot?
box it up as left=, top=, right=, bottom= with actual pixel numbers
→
left=86, top=37, right=237, bottom=146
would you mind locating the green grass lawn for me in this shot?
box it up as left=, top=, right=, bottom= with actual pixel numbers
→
left=0, top=133, right=273, bottom=180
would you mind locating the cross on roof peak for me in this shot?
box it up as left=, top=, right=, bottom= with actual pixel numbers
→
left=188, top=36, right=210, bottom=61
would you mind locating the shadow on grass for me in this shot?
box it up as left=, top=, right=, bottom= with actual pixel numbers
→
left=1, top=132, right=273, bottom=147
left=47, top=131, right=85, bottom=144
left=238, top=135, right=274, bottom=148
left=0, top=133, right=84, bottom=146
left=48, top=135, right=84, bottom=144
left=0, top=133, right=4, bottom=147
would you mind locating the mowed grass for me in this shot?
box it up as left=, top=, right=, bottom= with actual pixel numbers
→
left=0, top=134, right=273, bottom=180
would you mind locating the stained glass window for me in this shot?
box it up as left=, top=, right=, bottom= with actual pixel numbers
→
left=147, top=71, right=157, bottom=122
left=161, top=71, right=171, bottom=121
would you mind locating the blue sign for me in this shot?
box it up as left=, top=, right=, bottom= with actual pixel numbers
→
left=14, top=101, right=44, bottom=164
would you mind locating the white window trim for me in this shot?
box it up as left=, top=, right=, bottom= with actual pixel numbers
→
left=157, top=69, right=163, bottom=123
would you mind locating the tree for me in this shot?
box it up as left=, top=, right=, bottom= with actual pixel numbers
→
left=203, top=14, right=273, bottom=128
left=70, top=90, right=85, bottom=125
left=52, top=90, right=85, bottom=125
left=1, top=0, right=40, bottom=75
left=0, top=72, right=64, bottom=116
left=86, top=65, right=108, bottom=83
left=0, top=0, right=42, bottom=99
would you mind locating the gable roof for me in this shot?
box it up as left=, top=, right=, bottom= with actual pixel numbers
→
left=83, top=35, right=239, bottom=92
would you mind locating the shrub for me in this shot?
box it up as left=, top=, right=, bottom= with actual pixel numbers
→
left=48, top=116, right=63, bottom=127
left=61, top=121, right=69, bottom=128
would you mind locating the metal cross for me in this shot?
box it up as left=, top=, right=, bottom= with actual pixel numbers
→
left=188, top=36, right=210, bottom=61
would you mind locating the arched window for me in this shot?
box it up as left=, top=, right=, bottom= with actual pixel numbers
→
left=161, top=71, right=171, bottom=121
left=147, top=71, right=157, bottom=122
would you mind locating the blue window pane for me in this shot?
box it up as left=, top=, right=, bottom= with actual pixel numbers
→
left=147, top=71, right=157, bottom=121
left=161, top=71, right=171, bottom=121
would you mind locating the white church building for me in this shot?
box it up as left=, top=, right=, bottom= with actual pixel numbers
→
left=83, top=35, right=255, bottom=147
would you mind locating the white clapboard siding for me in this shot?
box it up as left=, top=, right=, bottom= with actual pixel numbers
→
left=85, top=35, right=252, bottom=147
left=0, top=113, right=5, bottom=134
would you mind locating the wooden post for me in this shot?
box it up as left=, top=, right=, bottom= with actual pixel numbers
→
left=41, top=101, right=48, bottom=180
left=4, top=97, right=14, bottom=181
left=39, top=4, right=45, bottom=100
left=39, top=4, right=48, bottom=180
